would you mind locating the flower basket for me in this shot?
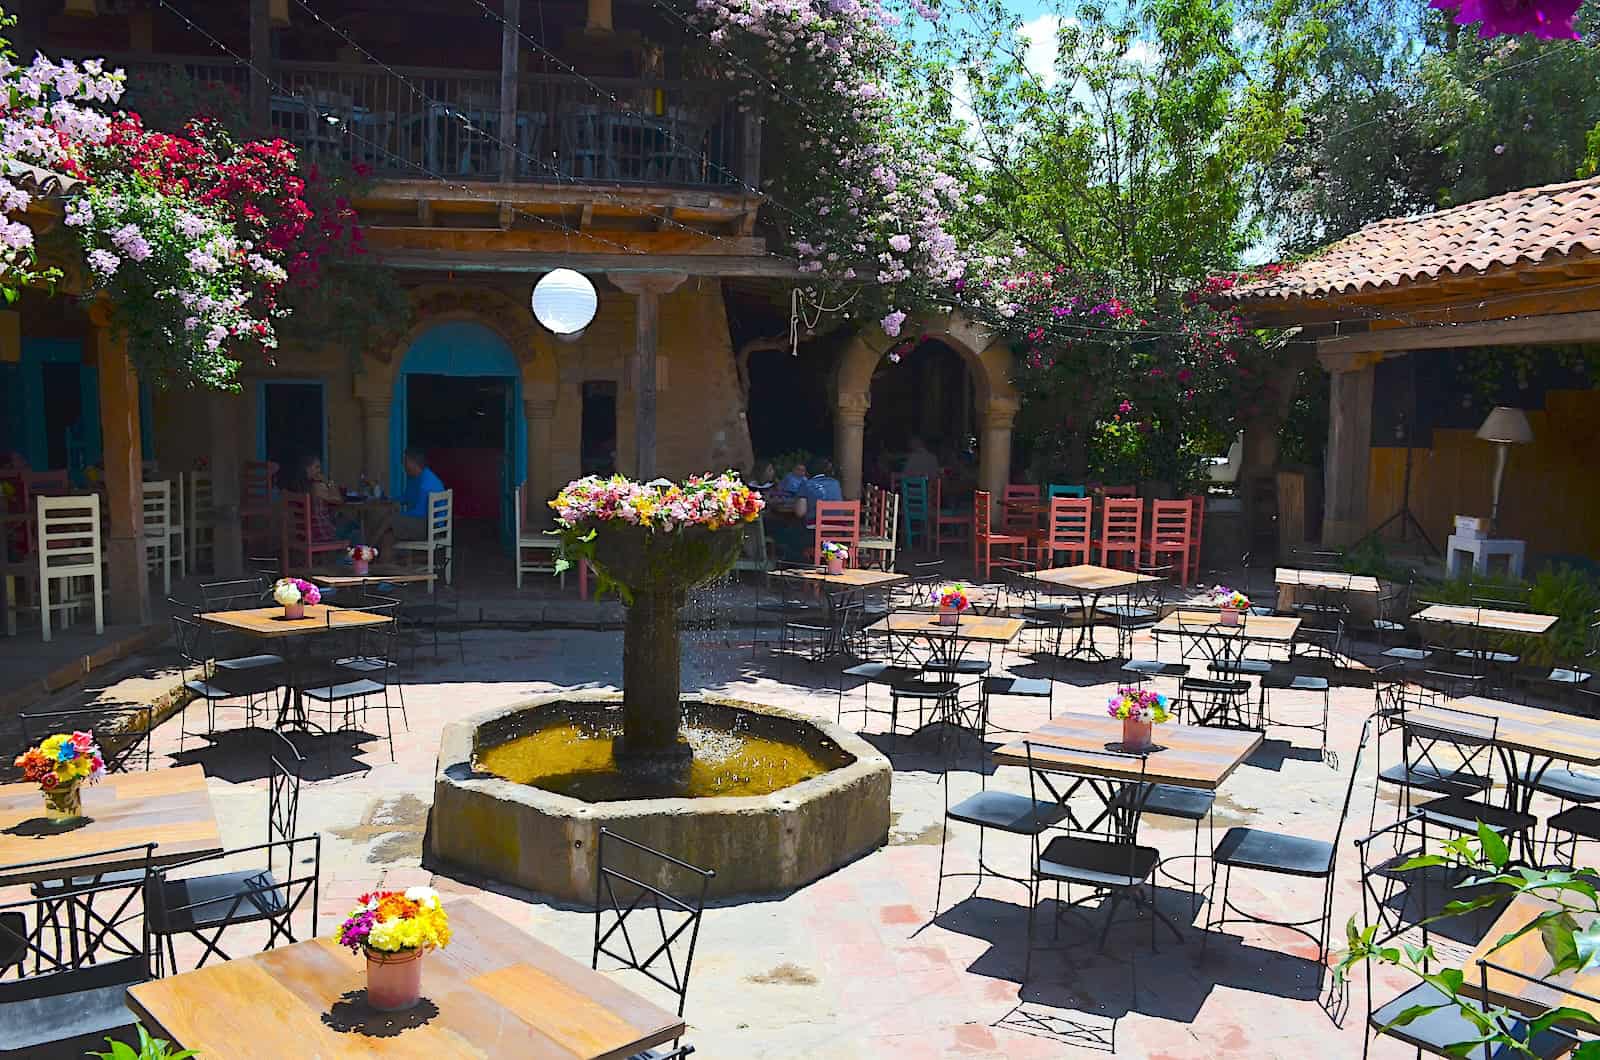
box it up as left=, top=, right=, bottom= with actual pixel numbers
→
left=42, top=781, right=83, bottom=821
left=826, top=555, right=845, bottom=576
left=283, top=602, right=306, bottom=620
left=273, top=578, right=320, bottom=621
left=584, top=521, right=746, bottom=597
left=1121, top=716, right=1153, bottom=751
left=364, top=944, right=424, bottom=1011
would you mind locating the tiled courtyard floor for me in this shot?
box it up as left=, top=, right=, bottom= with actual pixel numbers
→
left=32, top=622, right=1475, bottom=1057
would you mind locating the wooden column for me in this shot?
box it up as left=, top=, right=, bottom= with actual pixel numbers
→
left=608, top=272, right=686, bottom=481
left=524, top=392, right=557, bottom=519
left=499, top=0, right=521, bottom=183
left=207, top=392, right=244, bottom=577
left=834, top=392, right=869, bottom=500
left=358, top=394, right=393, bottom=489
left=249, top=0, right=271, bottom=131
left=1320, top=351, right=1380, bottom=546
left=93, top=309, right=151, bottom=626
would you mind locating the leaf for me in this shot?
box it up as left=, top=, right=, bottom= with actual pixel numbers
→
left=1528, top=1005, right=1600, bottom=1037
left=1380, top=1001, right=1447, bottom=1031
left=1477, top=820, right=1509, bottom=870
left=1539, top=911, right=1581, bottom=973
left=1572, top=1040, right=1600, bottom=1059
left=1573, top=918, right=1600, bottom=973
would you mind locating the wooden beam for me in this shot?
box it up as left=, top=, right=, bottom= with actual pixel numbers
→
left=365, top=226, right=770, bottom=257
left=1317, top=310, right=1600, bottom=355
left=369, top=248, right=801, bottom=278
left=356, top=179, right=763, bottom=213
left=498, top=0, right=520, bottom=184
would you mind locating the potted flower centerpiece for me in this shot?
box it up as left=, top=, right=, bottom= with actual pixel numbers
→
left=934, top=583, right=971, bottom=625
left=821, top=540, right=849, bottom=575
left=1209, top=585, right=1250, bottom=626
left=1107, top=686, right=1171, bottom=752
left=337, top=886, right=451, bottom=1012
left=550, top=472, right=764, bottom=761
left=272, top=577, right=320, bottom=620
left=14, top=731, right=105, bottom=820
left=348, top=544, right=378, bottom=576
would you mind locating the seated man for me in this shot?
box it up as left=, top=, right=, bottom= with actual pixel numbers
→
left=378, top=447, right=445, bottom=552
left=796, top=459, right=843, bottom=529
left=775, top=461, right=808, bottom=500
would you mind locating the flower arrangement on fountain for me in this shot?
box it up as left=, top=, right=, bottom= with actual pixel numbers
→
left=348, top=544, right=377, bottom=575
left=336, top=886, right=450, bottom=1012
left=272, top=576, right=320, bottom=619
left=821, top=540, right=849, bottom=573
left=14, top=731, right=105, bottom=819
left=1209, top=585, right=1250, bottom=624
left=1107, top=686, right=1171, bottom=750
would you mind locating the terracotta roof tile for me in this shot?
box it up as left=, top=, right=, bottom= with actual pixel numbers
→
left=1223, top=175, right=1600, bottom=303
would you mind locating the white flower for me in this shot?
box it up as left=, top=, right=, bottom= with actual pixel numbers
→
left=272, top=582, right=302, bottom=607
left=880, top=310, right=907, bottom=337
left=87, top=249, right=120, bottom=276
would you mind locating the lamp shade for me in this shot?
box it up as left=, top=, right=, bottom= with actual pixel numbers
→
left=531, top=269, right=598, bottom=337
left=1476, top=406, right=1534, bottom=445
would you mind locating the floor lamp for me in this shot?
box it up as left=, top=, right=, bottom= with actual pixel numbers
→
left=1476, top=406, right=1533, bottom=536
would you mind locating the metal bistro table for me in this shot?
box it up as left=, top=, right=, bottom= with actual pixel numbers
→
left=201, top=604, right=392, bottom=733
left=1023, top=564, right=1160, bottom=663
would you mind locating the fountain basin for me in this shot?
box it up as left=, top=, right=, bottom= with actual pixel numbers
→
left=429, top=692, right=892, bottom=902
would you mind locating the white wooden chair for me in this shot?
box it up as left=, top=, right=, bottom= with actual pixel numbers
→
left=513, top=483, right=563, bottom=589
left=857, top=486, right=899, bottom=571
left=142, top=479, right=175, bottom=596
left=394, top=489, right=453, bottom=584
left=187, top=470, right=216, bottom=574
left=37, top=493, right=103, bottom=642
left=167, top=471, right=187, bottom=579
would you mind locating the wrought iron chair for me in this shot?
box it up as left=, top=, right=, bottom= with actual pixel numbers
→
left=302, top=602, right=404, bottom=761
left=19, top=705, right=150, bottom=774
left=1175, top=612, right=1258, bottom=731
left=1402, top=707, right=1537, bottom=864
left=400, top=550, right=463, bottom=666
left=593, top=827, right=712, bottom=1053
left=170, top=611, right=279, bottom=751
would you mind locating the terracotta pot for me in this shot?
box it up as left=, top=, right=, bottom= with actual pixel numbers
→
left=364, top=946, right=424, bottom=1011
left=1121, top=716, right=1153, bottom=751
left=938, top=608, right=960, bottom=626
left=826, top=556, right=845, bottom=576
left=284, top=602, right=306, bottom=620
left=42, top=782, right=83, bottom=821
left=353, top=559, right=370, bottom=576
left=1219, top=607, right=1240, bottom=627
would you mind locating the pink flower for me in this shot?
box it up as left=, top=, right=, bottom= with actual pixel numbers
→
left=1430, top=0, right=1580, bottom=37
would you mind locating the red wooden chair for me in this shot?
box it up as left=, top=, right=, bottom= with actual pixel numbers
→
left=1097, top=498, right=1144, bottom=570
left=241, top=459, right=278, bottom=555
left=932, top=477, right=970, bottom=552
left=972, top=490, right=1028, bottom=580
left=1041, top=497, right=1092, bottom=568
left=1001, top=484, right=1042, bottom=537
left=810, top=500, right=861, bottom=566
left=1184, top=496, right=1203, bottom=586
left=280, top=492, right=348, bottom=572
left=1143, top=499, right=1195, bottom=584
left=1100, top=485, right=1137, bottom=498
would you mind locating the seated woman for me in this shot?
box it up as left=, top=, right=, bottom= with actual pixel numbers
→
left=282, top=453, right=355, bottom=543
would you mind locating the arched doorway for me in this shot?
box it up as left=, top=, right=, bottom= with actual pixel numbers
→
left=863, top=339, right=976, bottom=489
left=391, top=321, right=526, bottom=546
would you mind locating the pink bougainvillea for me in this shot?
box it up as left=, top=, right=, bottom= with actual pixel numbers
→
left=1428, top=0, right=1582, bottom=38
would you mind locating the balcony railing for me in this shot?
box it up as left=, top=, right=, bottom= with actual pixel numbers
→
left=108, top=54, right=756, bottom=191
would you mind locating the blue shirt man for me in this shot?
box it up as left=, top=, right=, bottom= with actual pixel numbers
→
left=401, top=455, right=445, bottom=519
left=798, top=465, right=843, bottom=527
left=777, top=464, right=808, bottom=498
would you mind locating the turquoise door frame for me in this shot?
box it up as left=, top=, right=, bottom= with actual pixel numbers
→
left=390, top=321, right=526, bottom=545
left=12, top=338, right=98, bottom=473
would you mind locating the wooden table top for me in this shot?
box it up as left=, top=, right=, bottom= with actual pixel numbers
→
left=1273, top=567, right=1381, bottom=594
left=863, top=611, right=1025, bottom=644
left=993, top=716, right=1262, bottom=791
left=126, top=901, right=686, bottom=1059
left=1025, top=564, right=1159, bottom=592
left=1458, top=894, right=1600, bottom=1022
left=768, top=567, right=911, bottom=589
left=0, top=765, right=221, bottom=886
left=1153, top=610, right=1302, bottom=644
left=202, top=604, right=393, bottom=639
left=1405, top=697, right=1600, bottom=766
left=307, top=567, right=437, bottom=588
left=1414, top=604, right=1559, bottom=635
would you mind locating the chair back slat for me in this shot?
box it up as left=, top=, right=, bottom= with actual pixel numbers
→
left=141, top=480, right=171, bottom=537
left=813, top=500, right=860, bottom=563
left=973, top=489, right=995, bottom=538
left=1048, top=483, right=1086, bottom=499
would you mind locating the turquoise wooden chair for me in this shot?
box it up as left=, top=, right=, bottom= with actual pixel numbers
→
left=1048, top=483, right=1086, bottom=499
left=900, top=476, right=931, bottom=548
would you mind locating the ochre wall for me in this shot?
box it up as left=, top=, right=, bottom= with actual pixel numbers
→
left=1367, top=388, right=1600, bottom=559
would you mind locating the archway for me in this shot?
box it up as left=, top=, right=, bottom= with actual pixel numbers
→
left=391, top=320, right=527, bottom=545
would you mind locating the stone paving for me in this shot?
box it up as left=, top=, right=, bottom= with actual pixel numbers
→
left=62, top=617, right=1474, bottom=1059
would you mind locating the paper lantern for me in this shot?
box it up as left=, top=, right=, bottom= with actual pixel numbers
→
left=531, top=269, right=597, bottom=338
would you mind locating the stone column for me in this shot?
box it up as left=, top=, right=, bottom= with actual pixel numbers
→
left=92, top=308, right=151, bottom=626
left=524, top=392, right=557, bottom=523
left=359, top=394, right=393, bottom=489
left=207, top=391, right=244, bottom=577
left=834, top=392, right=870, bottom=500
left=608, top=272, right=686, bottom=480
left=1321, top=352, right=1379, bottom=546
left=978, top=399, right=1018, bottom=517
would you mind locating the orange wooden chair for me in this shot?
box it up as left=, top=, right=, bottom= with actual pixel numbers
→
left=810, top=500, right=861, bottom=566
left=1096, top=497, right=1144, bottom=570
left=1186, top=494, right=1205, bottom=583
left=972, top=490, right=1029, bottom=580
left=280, top=492, right=349, bottom=572
left=241, top=459, right=278, bottom=555
left=932, top=477, right=970, bottom=552
left=1143, top=499, right=1195, bottom=584
left=1041, top=496, right=1092, bottom=568
left=1001, top=483, right=1042, bottom=537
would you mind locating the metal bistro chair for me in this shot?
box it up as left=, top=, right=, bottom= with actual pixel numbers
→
left=199, top=578, right=287, bottom=679
left=301, top=602, right=404, bottom=762
left=400, top=552, right=464, bottom=666
left=752, top=562, right=816, bottom=660
left=170, top=611, right=280, bottom=751
left=1401, top=706, right=1537, bottom=864
left=146, top=733, right=318, bottom=976
left=19, top=705, right=151, bottom=775
left=1175, top=612, right=1258, bottom=731
left=593, top=828, right=712, bottom=1059
left=0, top=845, right=157, bottom=1056
left=1119, top=570, right=1190, bottom=689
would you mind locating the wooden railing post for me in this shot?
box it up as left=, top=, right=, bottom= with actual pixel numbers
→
left=499, top=0, right=521, bottom=183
